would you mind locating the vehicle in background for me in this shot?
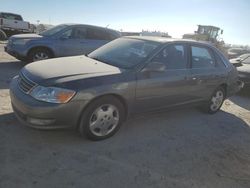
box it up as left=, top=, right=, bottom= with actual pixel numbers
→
left=0, top=12, right=31, bottom=40
left=230, top=53, right=250, bottom=89
left=230, top=53, right=250, bottom=67
left=183, top=25, right=227, bottom=56
left=5, top=24, right=121, bottom=62
left=227, top=48, right=250, bottom=59
left=10, top=37, right=243, bottom=141
left=35, top=24, right=54, bottom=34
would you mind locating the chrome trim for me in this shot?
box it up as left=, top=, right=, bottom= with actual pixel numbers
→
left=18, top=72, right=37, bottom=94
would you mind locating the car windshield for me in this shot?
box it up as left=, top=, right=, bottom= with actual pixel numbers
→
left=40, top=24, right=68, bottom=37
left=88, top=38, right=160, bottom=69
left=239, top=53, right=250, bottom=61
left=242, top=56, right=250, bottom=64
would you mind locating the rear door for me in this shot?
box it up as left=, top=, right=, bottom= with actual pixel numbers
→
left=189, top=44, right=227, bottom=100
left=135, top=43, right=195, bottom=112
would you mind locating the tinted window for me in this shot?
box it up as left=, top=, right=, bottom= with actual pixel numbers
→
left=60, top=28, right=74, bottom=39
left=151, top=44, right=187, bottom=69
left=191, top=46, right=215, bottom=68
left=86, top=28, right=113, bottom=40
left=72, top=27, right=86, bottom=39
left=214, top=51, right=226, bottom=68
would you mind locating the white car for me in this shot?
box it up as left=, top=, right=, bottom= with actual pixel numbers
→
left=0, top=12, right=31, bottom=40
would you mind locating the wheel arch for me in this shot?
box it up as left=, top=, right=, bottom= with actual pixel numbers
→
left=76, top=93, right=129, bottom=128
left=219, top=83, right=227, bottom=97
left=27, top=46, right=55, bottom=58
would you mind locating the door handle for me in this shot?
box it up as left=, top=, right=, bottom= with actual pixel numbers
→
left=192, top=77, right=197, bottom=80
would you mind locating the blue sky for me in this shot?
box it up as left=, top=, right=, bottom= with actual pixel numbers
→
left=1, top=0, right=250, bottom=45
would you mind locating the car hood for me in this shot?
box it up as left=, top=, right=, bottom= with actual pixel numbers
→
left=22, top=55, right=122, bottom=85
left=11, top=33, right=43, bottom=39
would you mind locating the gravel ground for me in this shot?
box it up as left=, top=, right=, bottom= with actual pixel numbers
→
left=0, top=44, right=250, bottom=188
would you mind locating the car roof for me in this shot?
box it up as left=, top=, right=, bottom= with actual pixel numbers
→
left=62, top=23, right=120, bottom=34
left=124, top=36, right=213, bottom=46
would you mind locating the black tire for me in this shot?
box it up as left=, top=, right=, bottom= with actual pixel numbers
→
left=0, top=30, right=7, bottom=41
left=28, top=48, right=52, bottom=62
left=202, top=86, right=225, bottom=114
left=78, top=96, right=125, bottom=141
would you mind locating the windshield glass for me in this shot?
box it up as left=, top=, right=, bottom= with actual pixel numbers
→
left=40, top=24, right=68, bottom=37
left=239, top=53, right=250, bottom=60
left=88, top=38, right=160, bottom=69
left=242, top=56, right=250, bottom=64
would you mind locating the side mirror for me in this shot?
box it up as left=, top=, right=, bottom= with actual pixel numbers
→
left=221, top=30, right=223, bottom=34
left=142, top=62, right=166, bottom=72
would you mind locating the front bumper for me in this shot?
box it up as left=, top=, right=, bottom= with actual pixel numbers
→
left=4, top=45, right=27, bottom=60
left=10, top=76, right=88, bottom=129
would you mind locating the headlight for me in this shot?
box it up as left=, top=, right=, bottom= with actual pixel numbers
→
left=12, top=39, right=30, bottom=45
left=30, top=86, right=76, bottom=103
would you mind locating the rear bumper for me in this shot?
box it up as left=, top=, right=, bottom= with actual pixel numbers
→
left=4, top=45, right=27, bottom=60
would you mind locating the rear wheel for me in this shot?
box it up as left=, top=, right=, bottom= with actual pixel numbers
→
left=78, top=96, right=125, bottom=141
left=203, top=87, right=225, bottom=114
left=28, top=48, right=52, bottom=62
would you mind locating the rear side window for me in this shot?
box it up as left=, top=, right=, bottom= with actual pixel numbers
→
left=86, top=28, right=115, bottom=40
left=0, top=13, right=22, bottom=20
left=191, top=46, right=215, bottom=68
left=214, top=51, right=226, bottom=68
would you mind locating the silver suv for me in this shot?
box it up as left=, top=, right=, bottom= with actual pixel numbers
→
left=5, top=24, right=121, bottom=62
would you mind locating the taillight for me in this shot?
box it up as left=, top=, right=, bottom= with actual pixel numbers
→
left=0, top=18, right=3, bottom=25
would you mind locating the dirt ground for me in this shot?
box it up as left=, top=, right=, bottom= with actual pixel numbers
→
left=1, top=43, right=250, bottom=188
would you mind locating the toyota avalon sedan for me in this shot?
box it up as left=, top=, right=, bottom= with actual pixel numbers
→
left=10, top=36, right=243, bottom=140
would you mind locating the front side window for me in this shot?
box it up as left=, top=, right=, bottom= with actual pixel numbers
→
left=88, top=38, right=160, bottom=69
left=191, top=46, right=215, bottom=68
left=60, top=29, right=74, bottom=39
left=151, top=44, right=187, bottom=69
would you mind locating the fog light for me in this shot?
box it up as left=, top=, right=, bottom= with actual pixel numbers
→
left=27, top=117, right=55, bottom=125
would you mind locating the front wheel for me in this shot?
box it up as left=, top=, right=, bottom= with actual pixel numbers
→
left=28, top=48, right=52, bottom=62
left=203, top=87, right=225, bottom=114
left=78, top=96, right=125, bottom=141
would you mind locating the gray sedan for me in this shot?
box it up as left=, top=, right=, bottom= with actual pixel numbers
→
left=10, top=37, right=243, bottom=140
left=5, top=24, right=121, bottom=62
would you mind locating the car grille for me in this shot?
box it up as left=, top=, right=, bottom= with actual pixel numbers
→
left=18, top=72, right=36, bottom=93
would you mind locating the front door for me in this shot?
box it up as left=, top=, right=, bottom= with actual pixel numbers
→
left=135, top=44, right=194, bottom=112
left=55, top=26, right=89, bottom=57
